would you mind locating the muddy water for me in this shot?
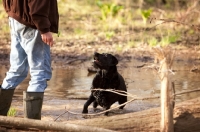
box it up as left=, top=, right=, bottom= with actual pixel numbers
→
left=1, top=59, right=200, bottom=106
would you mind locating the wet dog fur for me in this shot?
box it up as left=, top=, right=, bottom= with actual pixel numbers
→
left=82, top=52, right=127, bottom=115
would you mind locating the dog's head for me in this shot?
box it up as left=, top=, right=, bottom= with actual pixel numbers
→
left=93, top=52, right=118, bottom=70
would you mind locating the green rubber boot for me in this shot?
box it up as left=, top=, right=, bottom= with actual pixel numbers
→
left=23, top=91, right=44, bottom=120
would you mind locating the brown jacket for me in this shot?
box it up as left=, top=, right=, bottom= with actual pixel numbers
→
left=2, top=0, right=59, bottom=34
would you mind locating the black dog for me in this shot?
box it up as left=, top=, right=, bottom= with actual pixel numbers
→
left=82, top=52, right=127, bottom=115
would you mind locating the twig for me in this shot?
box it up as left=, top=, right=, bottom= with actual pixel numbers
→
left=54, top=87, right=200, bottom=121
left=149, top=18, right=200, bottom=31
left=54, top=107, right=68, bottom=121
left=173, top=88, right=200, bottom=96
left=69, top=98, right=136, bottom=116
left=54, top=98, right=136, bottom=122
left=54, top=95, right=160, bottom=121
left=92, top=88, right=136, bottom=98
left=172, top=82, right=175, bottom=109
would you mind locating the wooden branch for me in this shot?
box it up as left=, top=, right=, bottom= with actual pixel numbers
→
left=0, top=116, right=114, bottom=132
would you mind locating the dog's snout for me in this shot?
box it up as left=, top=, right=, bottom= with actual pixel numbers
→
left=94, top=52, right=99, bottom=56
left=94, top=52, right=100, bottom=60
left=94, top=56, right=98, bottom=61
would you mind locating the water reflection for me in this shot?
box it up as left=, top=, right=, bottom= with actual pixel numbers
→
left=0, top=60, right=200, bottom=104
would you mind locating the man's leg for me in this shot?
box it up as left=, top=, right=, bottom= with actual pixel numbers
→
left=0, top=17, right=29, bottom=116
left=19, top=19, right=52, bottom=120
left=23, top=28, right=52, bottom=92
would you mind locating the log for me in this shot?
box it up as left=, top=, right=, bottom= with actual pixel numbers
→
left=67, top=97, right=200, bottom=132
left=0, top=116, right=115, bottom=132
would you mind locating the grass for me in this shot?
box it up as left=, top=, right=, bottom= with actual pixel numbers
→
left=96, top=0, right=123, bottom=21
left=148, top=37, right=158, bottom=47
left=7, top=107, right=17, bottom=117
left=140, top=8, right=152, bottom=24
left=105, top=31, right=115, bottom=40
left=0, top=0, right=199, bottom=53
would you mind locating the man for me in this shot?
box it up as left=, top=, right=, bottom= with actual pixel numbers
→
left=0, top=0, right=59, bottom=120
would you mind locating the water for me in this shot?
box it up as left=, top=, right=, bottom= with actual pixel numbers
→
left=1, top=59, right=200, bottom=105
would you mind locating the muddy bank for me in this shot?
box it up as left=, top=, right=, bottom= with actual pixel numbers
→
left=66, top=97, right=200, bottom=132
left=3, top=96, right=200, bottom=131
left=11, top=95, right=159, bottom=122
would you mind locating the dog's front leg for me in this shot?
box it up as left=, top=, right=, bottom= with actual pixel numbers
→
left=104, top=106, right=111, bottom=116
left=93, top=100, right=98, bottom=108
left=82, top=94, right=95, bottom=114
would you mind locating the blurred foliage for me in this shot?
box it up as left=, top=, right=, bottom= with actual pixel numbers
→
left=160, top=34, right=179, bottom=46
left=140, top=8, right=152, bottom=24
left=105, top=31, right=115, bottom=40
left=7, top=107, right=17, bottom=117
left=96, top=0, right=123, bottom=21
left=148, top=37, right=158, bottom=47
left=0, top=0, right=199, bottom=51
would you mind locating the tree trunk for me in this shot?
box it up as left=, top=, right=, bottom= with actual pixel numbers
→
left=159, top=59, right=174, bottom=132
left=0, top=116, right=114, bottom=132
left=67, top=97, right=200, bottom=132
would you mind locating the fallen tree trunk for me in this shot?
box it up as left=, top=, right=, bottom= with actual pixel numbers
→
left=0, top=116, right=114, bottom=132
left=67, top=97, right=200, bottom=132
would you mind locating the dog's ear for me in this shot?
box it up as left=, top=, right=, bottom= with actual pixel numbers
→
left=110, top=55, right=118, bottom=66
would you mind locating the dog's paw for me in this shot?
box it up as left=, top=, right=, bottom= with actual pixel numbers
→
left=82, top=109, right=88, bottom=114
left=82, top=114, right=89, bottom=119
left=82, top=109, right=89, bottom=118
left=104, top=112, right=110, bottom=116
